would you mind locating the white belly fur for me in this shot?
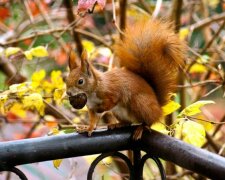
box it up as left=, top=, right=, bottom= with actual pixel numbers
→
left=86, top=92, right=102, bottom=109
left=112, top=104, right=139, bottom=124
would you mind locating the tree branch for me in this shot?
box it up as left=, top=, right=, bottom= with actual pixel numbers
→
left=63, top=0, right=83, bottom=57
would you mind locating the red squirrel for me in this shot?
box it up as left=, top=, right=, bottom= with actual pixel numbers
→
left=66, top=19, right=186, bottom=139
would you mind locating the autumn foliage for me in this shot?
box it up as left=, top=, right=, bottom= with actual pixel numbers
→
left=0, top=0, right=225, bottom=179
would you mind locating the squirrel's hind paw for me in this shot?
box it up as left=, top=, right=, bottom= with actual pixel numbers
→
left=133, top=125, right=150, bottom=140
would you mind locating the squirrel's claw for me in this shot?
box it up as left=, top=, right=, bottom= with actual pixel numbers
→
left=75, top=125, right=95, bottom=136
left=75, top=125, right=89, bottom=133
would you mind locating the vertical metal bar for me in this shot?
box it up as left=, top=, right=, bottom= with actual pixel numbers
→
left=133, top=149, right=142, bottom=180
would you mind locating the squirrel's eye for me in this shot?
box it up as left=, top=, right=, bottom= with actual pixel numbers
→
left=78, top=78, right=84, bottom=85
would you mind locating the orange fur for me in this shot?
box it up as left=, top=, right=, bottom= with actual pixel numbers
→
left=114, top=19, right=186, bottom=106
left=66, top=19, right=186, bottom=137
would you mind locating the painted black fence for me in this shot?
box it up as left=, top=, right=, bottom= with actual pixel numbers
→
left=0, top=126, right=225, bottom=179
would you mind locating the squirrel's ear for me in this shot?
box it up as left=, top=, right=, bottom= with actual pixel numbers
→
left=81, top=50, right=91, bottom=76
left=68, top=50, right=79, bottom=70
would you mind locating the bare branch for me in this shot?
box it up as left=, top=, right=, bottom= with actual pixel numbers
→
left=63, top=0, right=83, bottom=57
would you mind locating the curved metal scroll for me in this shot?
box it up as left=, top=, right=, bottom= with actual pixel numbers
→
left=140, top=153, right=166, bottom=180
left=87, top=152, right=134, bottom=180
left=87, top=151, right=166, bottom=180
left=1, top=166, right=28, bottom=180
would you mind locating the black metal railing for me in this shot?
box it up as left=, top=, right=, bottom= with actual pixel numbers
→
left=0, top=126, right=225, bottom=179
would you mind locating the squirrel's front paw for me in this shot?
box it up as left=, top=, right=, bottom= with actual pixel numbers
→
left=75, top=125, right=95, bottom=136
left=75, top=125, right=89, bottom=133
left=87, top=126, right=94, bottom=136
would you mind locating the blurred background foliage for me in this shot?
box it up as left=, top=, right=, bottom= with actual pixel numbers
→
left=0, top=0, right=225, bottom=179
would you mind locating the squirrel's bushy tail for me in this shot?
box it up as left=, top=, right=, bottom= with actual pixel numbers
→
left=114, top=19, right=186, bottom=106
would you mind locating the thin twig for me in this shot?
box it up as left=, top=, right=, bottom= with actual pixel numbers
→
left=189, top=11, right=225, bottom=31
left=187, top=116, right=225, bottom=125
left=205, top=133, right=219, bottom=153
left=201, top=20, right=225, bottom=54
left=0, top=27, right=111, bottom=49
left=34, top=0, right=68, bottom=52
left=152, top=0, right=162, bottom=18
left=177, top=80, right=221, bottom=88
left=25, top=118, right=42, bottom=138
left=138, top=0, right=152, bottom=14
left=202, top=115, right=225, bottom=149
left=170, top=0, right=183, bottom=32
left=203, top=85, right=222, bottom=97
left=218, top=143, right=225, bottom=156
left=63, top=0, right=83, bottom=57
left=119, top=0, right=127, bottom=39
left=44, top=99, right=73, bottom=125
left=212, top=115, right=225, bottom=137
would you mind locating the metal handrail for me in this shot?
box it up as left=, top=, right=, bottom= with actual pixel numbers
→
left=0, top=126, right=225, bottom=179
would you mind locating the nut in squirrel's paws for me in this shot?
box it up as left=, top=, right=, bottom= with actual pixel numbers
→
left=75, top=125, right=94, bottom=136
left=69, top=93, right=87, bottom=109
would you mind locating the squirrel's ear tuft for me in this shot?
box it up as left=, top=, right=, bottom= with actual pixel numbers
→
left=81, top=50, right=88, bottom=61
left=81, top=50, right=91, bottom=76
left=68, top=50, right=79, bottom=70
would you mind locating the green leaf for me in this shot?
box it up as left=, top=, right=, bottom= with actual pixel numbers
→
left=178, top=100, right=215, bottom=118
left=62, top=129, right=76, bottom=134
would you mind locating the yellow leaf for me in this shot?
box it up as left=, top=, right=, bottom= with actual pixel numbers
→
left=22, top=93, right=45, bottom=115
left=53, top=88, right=65, bottom=105
left=127, top=8, right=149, bottom=20
left=197, top=120, right=213, bottom=132
left=51, top=127, right=60, bottom=135
left=31, top=70, right=46, bottom=89
left=24, top=50, right=33, bottom=60
left=151, top=123, right=169, bottom=134
left=32, top=69, right=46, bottom=82
left=53, top=159, right=63, bottom=169
left=51, top=70, right=64, bottom=89
left=207, top=0, right=219, bottom=8
left=82, top=40, right=95, bottom=54
left=189, top=64, right=207, bottom=73
left=178, top=100, right=215, bottom=118
left=42, top=80, right=53, bottom=94
left=9, top=82, right=31, bottom=97
left=0, top=94, right=8, bottom=114
left=77, top=105, right=88, bottom=115
left=195, top=115, right=213, bottom=132
left=30, top=46, right=48, bottom=57
left=0, top=94, right=8, bottom=101
left=179, top=28, right=189, bottom=40
left=179, top=120, right=206, bottom=147
left=9, top=103, right=26, bottom=118
left=73, top=117, right=81, bottom=124
left=5, top=47, right=21, bottom=57
left=162, top=100, right=181, bottom=116
left=102, top=157, right=113, bottom=164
